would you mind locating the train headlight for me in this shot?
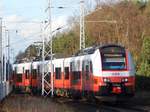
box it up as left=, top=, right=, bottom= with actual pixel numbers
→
left=122, top=78, right=128, bottom=83
left=103, top=78, right=110, bottom=83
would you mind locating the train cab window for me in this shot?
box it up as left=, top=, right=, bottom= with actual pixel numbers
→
left=55, top=67, right=61, bottom=79
left=17, top=74, right=22, bottom=82
left=101, top=46, right=127, bottom=70
left=32, top=69, right=37, bottom=79
left=25, top=70, right=29, bottom=79
left=64, top=67, right=69, bottom=80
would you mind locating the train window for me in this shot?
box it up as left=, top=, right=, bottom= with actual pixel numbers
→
left=23, top=67, right=25, bottom=74
left=90, top=61, right=93, bottom=73
left=12, top=71, right=15, bottom=79
left=82, top=61, right=84, bottom=71
left=72, top=71, right=81, bottom=81
left=70, top=61, right=80, bottom=71
left=37, top=65, right=40, bottom=75
left=82, top=60, right=92, bottom=80
left=6, top=62, right=9, bottom=81
left=85, top=65, right=90, bottom=80
left=15, top=67, right=17, bottom=73
left=64, top=67, right=69, bottom=80
left=32, top=69, right=37, bottom=79
left=55, top=67, right=61, bottom=79
left=25, top=70, right=29, bottom=79
left=101, top=46, right=126, bottom=70
left=70, top=62, right=73, bottom=72
left=17, top=74, right=22, bottom=82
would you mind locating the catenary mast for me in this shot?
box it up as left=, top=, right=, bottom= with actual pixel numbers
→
left=42, top=0, right=53, bottom=97
left=80, top=1, right=85, bottom=50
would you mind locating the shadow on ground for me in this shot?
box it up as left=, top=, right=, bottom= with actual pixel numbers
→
left=136, top=75, right=150, bottom=91
left=132, top=75, right=150, bottom=106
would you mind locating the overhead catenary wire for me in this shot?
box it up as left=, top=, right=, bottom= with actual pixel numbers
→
left=2, top=28, right=42, bottom=47
left=3, top=0, right=95, bottom=53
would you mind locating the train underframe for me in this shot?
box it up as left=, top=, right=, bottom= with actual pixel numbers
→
left=52, top=84, right=134, bottom=99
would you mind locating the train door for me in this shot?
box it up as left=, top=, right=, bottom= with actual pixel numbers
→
left=70, top=61, right=81, bottom=91
left=18, top=67, right=23, bottom=85
left=37, top=65, right=41, bottom=91
left=82, top=60, right=93, bottom=93
left=14, top=67, right=17, bottom=88
left=12, top=69, right=15, bottom=88
left=22, top=67, right=25, bottom=90
left=31, top=69, right=37, bottom=89
left=24, top=69, right=30, bottom=92
left=16, top=73, right=23, bottom=88
left=15, top=66, right=23, bottom=91
left=63, top=67, right=70, bottom=89
left=55, top=67, right=62, bottom=88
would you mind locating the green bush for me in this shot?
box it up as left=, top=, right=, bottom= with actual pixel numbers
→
left=137, top=36, right=150, bottom=76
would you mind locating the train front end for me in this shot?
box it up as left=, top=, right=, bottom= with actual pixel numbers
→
left=98, top=45, right=135, bottom=97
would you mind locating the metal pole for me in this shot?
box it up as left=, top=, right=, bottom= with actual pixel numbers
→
left=7, top=30, right=10, bottom=81
left=42, top=0, right=53, bottom=97
left=11, top=48, right=15, bottom=63
left=49, top=0, right=54, bottom=97
left=80, top=0, right=85, bottom=50
left=4, top=29, right=7, bottom=82
left=42, top=22, right=45, bottom=96
left=0, top=18, right=2, bottom=82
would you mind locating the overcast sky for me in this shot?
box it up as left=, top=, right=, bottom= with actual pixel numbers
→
left=0, top=0, right=96, bottom=61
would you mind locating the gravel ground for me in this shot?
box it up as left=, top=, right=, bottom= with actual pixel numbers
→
left=0, top=92, right=150, bottom=112
left=0, top=94, right=100, bottom=112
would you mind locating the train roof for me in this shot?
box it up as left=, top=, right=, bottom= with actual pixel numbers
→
left=74, top=44, right=125, bottom=56
left=13, top=44, right=125, bottom=65
left=99, top=44, right=125, bottom=49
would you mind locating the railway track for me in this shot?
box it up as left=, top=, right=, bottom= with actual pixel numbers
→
left=101, top=103, right=149, bottom=112
left=1, top=94, right=150, bottom=112
left=54, top=97, right=149, bottom=112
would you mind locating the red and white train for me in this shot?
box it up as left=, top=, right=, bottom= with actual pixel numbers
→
left=12, top=44, right=135, bottom=98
